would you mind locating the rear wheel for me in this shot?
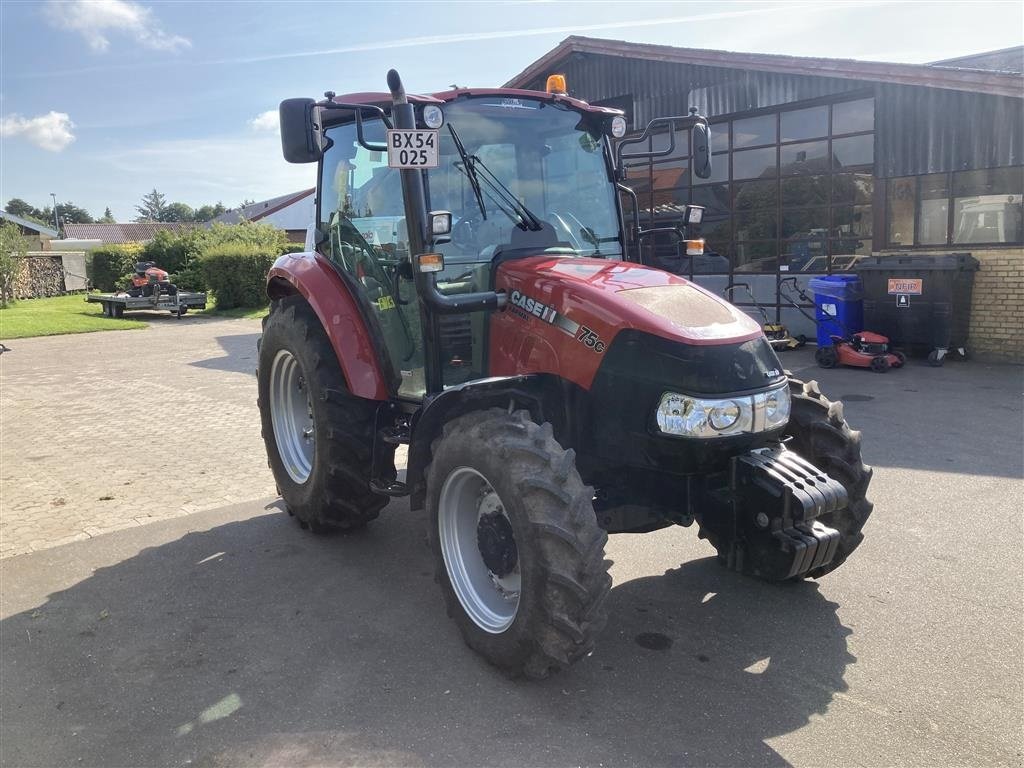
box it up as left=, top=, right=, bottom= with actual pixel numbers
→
left=815, top=345, right=838, bottom=368
left=258, top=295, right=394, bottom=533
left=426, top=408, right=611, bottom=679
left=784, top=378, right=873, bottom=578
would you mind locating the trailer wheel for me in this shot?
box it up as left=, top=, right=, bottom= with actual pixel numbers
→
left=425, top=409, right=610, bottom=679
left=783, top=377, right=874, bottom=578
left=258, top=296, right=393, bottom=533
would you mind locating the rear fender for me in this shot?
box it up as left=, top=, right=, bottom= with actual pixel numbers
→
left=267, top=251, right=394, bottom=400
left=407, top=375, right=566, bottom=510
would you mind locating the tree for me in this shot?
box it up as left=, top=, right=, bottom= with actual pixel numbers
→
left=193, top=202, right=227, bottom=222
left=4, top=199, right=49, bottom=226
left=0, top=221, right=27, bottom=308
left=161, top=202, right=195, bottom=222
left=99, top=207, right=116, bottom=223
left=135, top=189, right=168, bottom=221
left=47, top=201, right=94, bottom=225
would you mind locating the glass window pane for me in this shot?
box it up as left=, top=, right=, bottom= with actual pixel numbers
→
left=699, top=216, right=731, bottom=241
left=832, top=205, right=873, bottom=237
left=918, top=174, right=949, bottom=245
left=652, top=127, right=688, bottom=159
left=780, top=141, right=829, bottom=175
left=833, top=173, right=874, bottom=205
left=735, top=210, right=778, bottom=240
left=783, top=236, right=829, bottom=272
left=733, top=147, right=776, bottom=180
left=782, top=207, right=828, bottom=239
left=710, top=123, right=730, bottom=153
left=734, top=241, right=778, bottom=273
left=832, top=99, right=874, bottom=135
left=887, top=177, right=916, bottom=246
left=734, top=179, right=778, bottom=211
left=691, top=183, right=730, bottom=217
left=781, top=106, right=828, bottom=142
left=954, top=195, right=1023, bottom=243
left=832, top=134, right=874, bottom=169
left=782, top=176, right=829, bottom=207
left=732, top=114, right=776, bottom=149
left=652, top=160, right=689, bottom=191
left=692, top=152, right=729, bottom=184
left=952, top=168, right=1024, bottom=244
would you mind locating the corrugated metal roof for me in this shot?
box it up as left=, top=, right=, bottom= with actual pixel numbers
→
left=930, top=46, right=1024, bottom=74
left=62, top=221, right=203, bottom=244
left=506, top=36, right=1024, bottom=99
left=0, top=210, right=58, bottom=238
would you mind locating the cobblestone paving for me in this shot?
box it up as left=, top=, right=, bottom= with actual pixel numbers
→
left=1, top=317, right=279, bottom=557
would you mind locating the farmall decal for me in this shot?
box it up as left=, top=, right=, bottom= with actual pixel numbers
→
left=508, top=290, right=605, bottom=353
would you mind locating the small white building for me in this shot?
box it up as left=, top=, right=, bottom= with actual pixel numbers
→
left=213, top=189, right=314, bottom=243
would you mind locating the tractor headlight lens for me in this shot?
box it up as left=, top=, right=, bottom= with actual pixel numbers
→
left=763, top=385, right=791, bottom=428
left=655, top=383, right=789, bottom=438
left=422, top=105, right=444, bottom=129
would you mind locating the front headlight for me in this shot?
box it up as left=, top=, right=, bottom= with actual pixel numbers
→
left=655, top=383, right=789, bottom=438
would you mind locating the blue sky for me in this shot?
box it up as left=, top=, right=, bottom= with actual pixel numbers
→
left=1, top=0, right=1021, bottom=221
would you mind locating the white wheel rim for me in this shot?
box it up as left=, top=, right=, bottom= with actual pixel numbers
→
left=438, top=467, right=521, bottom=633
left=269, top=349, right=315, bottom=484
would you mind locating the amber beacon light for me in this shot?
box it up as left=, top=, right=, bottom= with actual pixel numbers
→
left=545, top=74, right=567, bottom=94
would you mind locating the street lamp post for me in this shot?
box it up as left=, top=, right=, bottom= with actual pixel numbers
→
left=49, top=192, right=60, bottom=235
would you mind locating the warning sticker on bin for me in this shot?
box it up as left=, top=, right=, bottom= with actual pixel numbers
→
left=888, top=278, right=922, bottom=295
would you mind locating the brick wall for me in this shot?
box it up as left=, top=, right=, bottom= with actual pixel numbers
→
left=966, top=248, right=1023, bottom=362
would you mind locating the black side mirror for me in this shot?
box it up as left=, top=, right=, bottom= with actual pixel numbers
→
left=693, top=122, right=712, bottom=179
left=280, top=98, right=325, bottom=164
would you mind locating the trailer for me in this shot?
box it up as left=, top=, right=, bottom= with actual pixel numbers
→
left=86, top=290, right=207, bottom=318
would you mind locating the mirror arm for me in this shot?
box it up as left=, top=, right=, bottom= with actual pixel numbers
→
left=614, top=113, right=709, bottom=176
left=615, top=182, right=641, bottom=242
left=318, top=102, right=394, bottom=151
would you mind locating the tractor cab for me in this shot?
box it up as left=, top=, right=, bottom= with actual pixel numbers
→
left=293, top=80, right=709, bottom=399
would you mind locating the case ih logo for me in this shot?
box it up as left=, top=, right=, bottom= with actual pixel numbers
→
left=508, top=290, right=606, bottom=353
left=509, top=290, right=558, bottom=323
left=887, top=278, right=923, bottom=295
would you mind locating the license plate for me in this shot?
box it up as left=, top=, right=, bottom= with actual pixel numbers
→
left=386, top=129, right=439, bottom=168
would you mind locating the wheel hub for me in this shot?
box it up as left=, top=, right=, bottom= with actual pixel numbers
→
left=477, top=510, right=518, bottom=577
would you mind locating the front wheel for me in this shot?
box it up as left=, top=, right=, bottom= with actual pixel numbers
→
left=815, top=345, right=838, bottom=368
left=426, top=409, right=611, bottom=679
left=784, top=378, right=874, bottom=578
left=870, top=355, right=890, bottom=373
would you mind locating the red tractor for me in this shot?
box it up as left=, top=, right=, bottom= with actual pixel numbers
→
left=258, top=70, right=873, bottom=679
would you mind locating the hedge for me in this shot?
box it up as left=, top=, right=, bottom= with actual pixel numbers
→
left=141, top=229, right=203, bottom=275
left=200, top=244, right=278, bottom=309
left=89, top=243, right=143, bottom=292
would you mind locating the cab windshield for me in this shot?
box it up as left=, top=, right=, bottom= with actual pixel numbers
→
left=429, top=97, right=623, bottom=263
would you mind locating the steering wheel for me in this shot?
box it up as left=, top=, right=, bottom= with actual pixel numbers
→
left=450, top=211, right=485, bottom=252
left=548, top=211, right=586, bottom=252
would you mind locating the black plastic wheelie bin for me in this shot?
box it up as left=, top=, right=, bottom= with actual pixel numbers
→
left=856, top=253, right=978, bottom=366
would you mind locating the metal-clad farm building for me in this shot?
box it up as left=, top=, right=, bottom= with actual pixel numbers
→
left=507, top=38, right=1023, bottom=361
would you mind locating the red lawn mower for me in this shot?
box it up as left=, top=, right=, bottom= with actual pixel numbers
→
left=780, top=277, right=906, bottom=373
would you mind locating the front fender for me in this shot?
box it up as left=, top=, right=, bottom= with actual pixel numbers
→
left=406, top=375, right=550, bottom=510
left=267, top=252, right=392, bottom=401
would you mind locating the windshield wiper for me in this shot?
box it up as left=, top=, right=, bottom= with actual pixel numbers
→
left=447, top=124, right=543, bottom=232
left=447, top=124, right=487, bottom=222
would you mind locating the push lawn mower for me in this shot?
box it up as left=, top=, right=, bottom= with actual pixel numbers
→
left=724, top=282, right=806, bottom=352
left=780, top=277, right=905, bottom=373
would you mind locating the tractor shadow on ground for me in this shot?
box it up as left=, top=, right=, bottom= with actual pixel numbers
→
left=189, top=333, right=261, bottom=376
left=0, top=507, right=851, bottom=767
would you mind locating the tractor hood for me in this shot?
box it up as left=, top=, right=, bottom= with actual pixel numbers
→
left=489, top=256, right=767, bottom=390
left=496, top=256, right=761, bottom=344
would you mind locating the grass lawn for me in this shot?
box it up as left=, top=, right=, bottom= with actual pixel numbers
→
left=0, top=294, right=147, bottom=340
left=0, top=293, right=270, bottom=340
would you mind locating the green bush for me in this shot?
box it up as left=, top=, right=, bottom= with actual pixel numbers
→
left=280, top=242, right=305, bottom=255
left=169, top=263, right=205, bottom=291
left=89, top=244, right=143, bottom=291
left=141, top=228, right=203, bottom=275
left=200, top=244, right=276, bottom=309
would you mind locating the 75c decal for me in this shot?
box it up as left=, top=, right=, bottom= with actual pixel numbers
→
left=575, top=325, right=606, bottom=353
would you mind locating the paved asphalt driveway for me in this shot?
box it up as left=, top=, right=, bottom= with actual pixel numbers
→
left=1, top=319, right=1021, bottom=767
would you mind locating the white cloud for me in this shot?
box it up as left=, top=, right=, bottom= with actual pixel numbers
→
left=45, top=0, right=190, bottom=53
left=249, top=110, right=279, bottom=134
left=0, top=111, right=76, bottom=151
